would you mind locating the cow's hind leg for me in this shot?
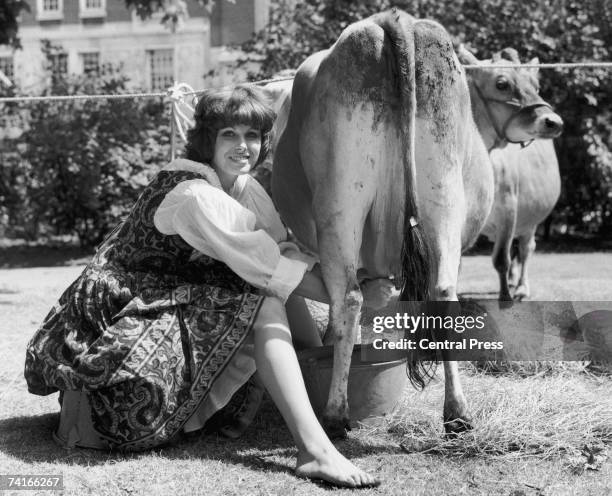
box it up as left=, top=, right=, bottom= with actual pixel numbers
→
left=514, top=228, right=537, bottom=300
left=415, top=129, right=472, bottom=435
left=432, top=247, right=473, bottom=434
left=322, top=284, right=361, bottom=439
left=442, top=362, right=472, bottom=434
left=299, top=67, right=378, bottom=439
left=434, top=260, right=473, bottom=434
left=301, top=111, right=373, bottom=438
left=317, top=223, right=364, bottom=439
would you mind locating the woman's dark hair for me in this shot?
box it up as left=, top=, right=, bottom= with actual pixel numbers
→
left=185, top=84, right=276, bottom=168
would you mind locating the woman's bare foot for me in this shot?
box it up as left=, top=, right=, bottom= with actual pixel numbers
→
left=295, top=444, right=380, bottom=488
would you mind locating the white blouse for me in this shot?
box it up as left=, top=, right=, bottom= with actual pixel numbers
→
left=153, top=159, right=316, bottom=303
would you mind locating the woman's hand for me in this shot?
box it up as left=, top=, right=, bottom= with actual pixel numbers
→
left=290, top=263, right=329, bottom=304
left=278, top=241, right=302, bottom=258
left=279, top=241, right=318, bottom=270
left=360, top=278, right=396, bottom=310
left=291, top=265, right=395, bottom=310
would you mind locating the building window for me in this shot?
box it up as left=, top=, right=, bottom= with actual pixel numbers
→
left=37, top=0, right=64, bottom=20
left=79, top=0, right=106, bottom=18
left=81, top=52, right=100, bottom=74
left=43, top=0, right=60, bottom=10
left=50, top=52, right=68, bottom=79
left=0, top=57, right=15, bottom=82
left=148, top=49, right=174, bottom=91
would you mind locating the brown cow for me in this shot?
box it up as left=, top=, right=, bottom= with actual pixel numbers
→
left=271, top=9, right=562, bottom=437
left=480, top=140, right=561, bottom=300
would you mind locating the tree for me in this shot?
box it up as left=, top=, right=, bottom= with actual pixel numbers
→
left=0, top=1, right=30, bottom=48
left=0, top=41, right=171, bottom=245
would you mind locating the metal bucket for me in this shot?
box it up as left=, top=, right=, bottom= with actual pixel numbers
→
left=297, top=344, right=407, bottom=425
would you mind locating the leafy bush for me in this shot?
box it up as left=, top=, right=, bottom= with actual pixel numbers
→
left=0, top=83, right=31, bottom=238
left=240, top=0, right=612, bottom=238
left=0, top=42, right=171, bottom=246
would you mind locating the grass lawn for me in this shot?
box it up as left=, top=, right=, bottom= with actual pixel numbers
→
left=0, top=252, right=611, bottom=495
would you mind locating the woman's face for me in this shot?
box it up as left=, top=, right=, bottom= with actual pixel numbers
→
left=212, top=124, right=262, bottom=186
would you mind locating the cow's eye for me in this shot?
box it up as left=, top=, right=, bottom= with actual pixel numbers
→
left=496, top=78, right=510, bottom=91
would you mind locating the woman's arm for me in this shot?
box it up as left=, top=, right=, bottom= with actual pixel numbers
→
left=289, top=262, right=395, bottom=310
left=154, top=179, right=309, bottom=303
left=291, top=264, right=330, bottom=304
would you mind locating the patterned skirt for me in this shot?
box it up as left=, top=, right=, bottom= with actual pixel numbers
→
left=24, top=243, right=265, bottom=451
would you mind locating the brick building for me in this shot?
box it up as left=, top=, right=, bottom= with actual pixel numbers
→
left=0, top=0, right=268, bottom=92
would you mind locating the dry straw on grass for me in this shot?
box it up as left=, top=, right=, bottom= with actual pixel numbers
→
left=385, top=367, right=612, bottom=461
left=467, top=360, right=592, bottom=377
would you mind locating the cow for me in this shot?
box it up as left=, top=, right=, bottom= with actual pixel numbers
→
left=271, top=9, right=563, bottom=438
left=480, top=140, right=561, bottom=300
left=254, top=77, right=295, bottom=193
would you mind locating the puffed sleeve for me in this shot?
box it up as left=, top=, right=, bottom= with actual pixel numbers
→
left=231, top=174, right=288, bottom=243
left=232, top=174, right=319, bottom=268
left=154, top=179, right=309, bottom=302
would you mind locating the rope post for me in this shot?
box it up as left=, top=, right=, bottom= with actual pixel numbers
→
left=170, top=98, right=176, bottom=162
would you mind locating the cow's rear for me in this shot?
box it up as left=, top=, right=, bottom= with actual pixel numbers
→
left=273, top=9, right=478, bottom=436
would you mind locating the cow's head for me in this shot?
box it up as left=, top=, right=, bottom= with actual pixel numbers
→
left=458, top=46, right=563, bottom=148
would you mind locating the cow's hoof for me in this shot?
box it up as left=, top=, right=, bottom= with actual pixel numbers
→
left=443, top=416, right=473, bottom=437
left=514, top=285, right=530, bottom=301
left=321, top=415, right=351, bottom=440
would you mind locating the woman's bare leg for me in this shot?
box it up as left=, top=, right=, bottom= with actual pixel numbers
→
left=285, top=294, right=323, bottom=350
left=253, top=297, right=379, bottom=488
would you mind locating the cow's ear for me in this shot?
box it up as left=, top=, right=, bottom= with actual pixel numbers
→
left=528, top=57, right=540, bottom=78
left=457, top=45, right=480, bottom=66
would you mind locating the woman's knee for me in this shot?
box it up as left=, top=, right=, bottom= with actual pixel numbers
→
left=286, top=294, right=322, bottom=349
left=253, top=296, right=289, bottom=333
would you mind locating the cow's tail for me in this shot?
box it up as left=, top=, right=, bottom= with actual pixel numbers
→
left=373, top=9, right=436, bottom=389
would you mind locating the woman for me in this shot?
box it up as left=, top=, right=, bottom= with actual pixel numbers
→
left=25, top=85, right=389, bottom=488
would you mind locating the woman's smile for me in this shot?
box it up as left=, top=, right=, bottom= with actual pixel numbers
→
left=228, top=151, right=250, bottom=165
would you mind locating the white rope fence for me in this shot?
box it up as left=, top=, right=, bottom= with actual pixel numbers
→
left=0, top=75, right=296, bottom=103
left=1, top=62, right=611, bottom=160
left=462, top=62, right=612, bottom=70
left=2, top=61, right=611, bottom=104
left=0, top=91, right=166, bottom=103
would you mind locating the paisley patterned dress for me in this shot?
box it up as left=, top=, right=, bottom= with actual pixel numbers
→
left=24, top=162, right=305, bottom=451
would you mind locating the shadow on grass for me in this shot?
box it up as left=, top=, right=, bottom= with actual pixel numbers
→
left=0, top=244, right=93, bottom=269
left=464, top=234, right=612, bottom=256
left=2, top=233, right=610, bottom=270
left=458, top=291, right=498, bottom=299
left=0, top=400, right=403, bottom=474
